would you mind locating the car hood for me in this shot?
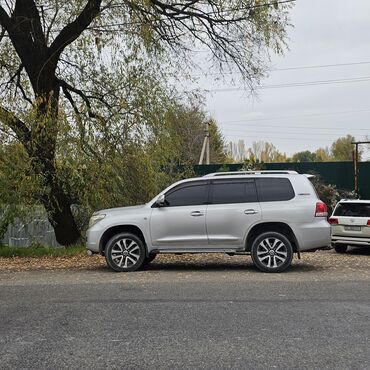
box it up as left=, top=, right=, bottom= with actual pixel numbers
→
left=98, top=204, right=147, bottom=215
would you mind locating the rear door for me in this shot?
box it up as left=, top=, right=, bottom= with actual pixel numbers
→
left=206, top=179, right=261, bottom=248
left=255, top=177, right=296, bottom=224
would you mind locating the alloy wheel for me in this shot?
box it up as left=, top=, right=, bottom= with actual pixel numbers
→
left=256, top=237, right=288, bottom=269
left=110, top=238, right=141, bottom=269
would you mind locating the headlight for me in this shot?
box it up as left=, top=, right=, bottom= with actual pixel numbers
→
left=88, top=213, right=106, bottom=228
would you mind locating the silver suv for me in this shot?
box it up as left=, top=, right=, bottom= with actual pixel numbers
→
left=329, top=199, right=370, bottom=253
left=87, top=171, right=331, bottom=273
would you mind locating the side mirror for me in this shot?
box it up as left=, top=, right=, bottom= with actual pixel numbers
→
left=155, top=194, right=166, bottom=207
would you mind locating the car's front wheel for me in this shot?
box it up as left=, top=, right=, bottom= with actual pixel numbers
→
left=105, top=233, right=146, bottom=272
left=251, top=232, right=293, bottom=273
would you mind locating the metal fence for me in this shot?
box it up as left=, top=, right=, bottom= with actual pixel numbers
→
left=1, top=209, right=60, bottom=248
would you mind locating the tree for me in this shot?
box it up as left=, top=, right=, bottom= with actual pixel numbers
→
left=248, top=141, right=287, bottom=163
left=0, top=1, right=293, bottom=245
left=291, top=150, right=317, bottom=162
left=158, top=100, right=228, bottom=166
left=315, top=147, right=332, bottom=162
left=331, top=135, right=360, bottom=161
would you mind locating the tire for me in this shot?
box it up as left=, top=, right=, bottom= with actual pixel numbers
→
left=251, top=232, right=293, bottom=273
left=334, top=244, right=348, bottom=253
left=105, top=233, right=146, bottom=272
left=143, top=253, right=157, bottom=266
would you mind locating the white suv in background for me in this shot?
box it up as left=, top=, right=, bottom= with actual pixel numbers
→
left=329, top=199, right=370, bottom=253
left=87, top=171, right=331, bottom=273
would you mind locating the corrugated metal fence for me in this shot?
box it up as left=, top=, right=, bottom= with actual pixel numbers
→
left=1, top=208, right=60, bottom=248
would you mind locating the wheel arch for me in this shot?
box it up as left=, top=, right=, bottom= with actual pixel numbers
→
left=99, top=225, right=147, bottom=255
left=245, top=222, right=300, bottom=254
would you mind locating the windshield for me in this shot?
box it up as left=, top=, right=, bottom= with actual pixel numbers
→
left=333, top=203, right=370, bottom=217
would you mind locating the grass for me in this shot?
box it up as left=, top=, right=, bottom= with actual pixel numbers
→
left=0, top=244, right=86, bottom=258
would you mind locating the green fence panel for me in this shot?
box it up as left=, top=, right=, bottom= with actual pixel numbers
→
left=194, top=162, right=370, bottom=199
left=359, top=162, right=370, bottom=199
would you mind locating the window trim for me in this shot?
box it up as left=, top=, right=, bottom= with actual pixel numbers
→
left=209, top=179, right=258, bottom=205
left=162, top=180, right=210, bottom=207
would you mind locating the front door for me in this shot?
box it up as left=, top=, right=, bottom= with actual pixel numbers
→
left=150, top=181, right=209, bottom=250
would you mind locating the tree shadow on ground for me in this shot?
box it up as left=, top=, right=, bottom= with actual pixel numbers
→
left=92, top=257, right=323, bottom=274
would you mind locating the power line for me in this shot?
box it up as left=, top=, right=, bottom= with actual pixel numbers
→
left=221, top=134, right=369, bottom=142
left=207, top=0, right=296, bottom=15
left=221, top=128, right=369, bottom=137
left=192, top=60, right=370, bottom=74
left=273, top=61, right=370, bottom=72
left=206, top=75, right=370, bottom=93
left=220, top=108, right=370, bottom=127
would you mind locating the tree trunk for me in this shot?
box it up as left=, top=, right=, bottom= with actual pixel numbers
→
left=41, top=179, right=81, bottom=246
left=29, top=81, right=82, bottom=246
left=31, top=143, right=82, bottom=246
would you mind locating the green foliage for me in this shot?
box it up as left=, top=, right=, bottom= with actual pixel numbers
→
left=241, top=158, right=265, bottom=171
left=291, top=150, right=317, bottom=162
left=0, top=0, right=293, bottom=244
left=310, top=174, right=358, bottom=215
left=331, top=135, right=358, bottom=161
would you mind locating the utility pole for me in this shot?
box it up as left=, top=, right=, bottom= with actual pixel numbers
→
left=351, top=141, right=370, bottom=195
left=199, top=121, right=210, bottom=165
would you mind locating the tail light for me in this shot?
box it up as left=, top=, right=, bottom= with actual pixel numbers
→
left=315, top=201, right=328, bottom=217
left=367, top=220, right=370, bottom=226
left=329, top=218, right=338, bottom=225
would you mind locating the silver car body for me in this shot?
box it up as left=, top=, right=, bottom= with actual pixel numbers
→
left=87, top=172, right=331, bottom=255
left=331, top=199, right=370, bottom=247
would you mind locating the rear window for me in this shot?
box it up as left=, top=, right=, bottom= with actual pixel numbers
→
left=211, top=180, right=258, bottom=204
left=333, top=203, right=370, bottom=217
left=256, top=178, right=295, bottom=202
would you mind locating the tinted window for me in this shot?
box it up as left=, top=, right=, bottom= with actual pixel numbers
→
left=334, top=203, right=370, bottom=217
left=256, top=178, right=295, bottom=202
left=211, top=181, right=258, bottom=204
left=165, top=183, right=208, bottom=207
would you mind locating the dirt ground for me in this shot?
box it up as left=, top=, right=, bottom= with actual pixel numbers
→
left=1, top=247, right=370, bottom=281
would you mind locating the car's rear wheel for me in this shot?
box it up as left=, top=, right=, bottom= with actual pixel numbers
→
left=251, top=232, right=293, bottom=273
left=333, top=244, right=348, bottom=253
left=105, top=233, right=146, bottom=272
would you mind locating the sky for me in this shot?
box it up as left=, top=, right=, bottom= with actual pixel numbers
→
left=187, top=0, right=370, bottom=159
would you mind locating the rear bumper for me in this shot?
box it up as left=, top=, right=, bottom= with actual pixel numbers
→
left=295, top=219, right=331, bottom=251
left=332, top=235, right=370, bottom=246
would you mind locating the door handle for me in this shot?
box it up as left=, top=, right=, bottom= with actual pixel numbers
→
left=244, top=209, right=258, bottom=215
left=191, top=211, right=204, bottom=217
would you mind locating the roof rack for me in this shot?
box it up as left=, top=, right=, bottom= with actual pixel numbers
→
left=203, top=170, right=298, bottom=177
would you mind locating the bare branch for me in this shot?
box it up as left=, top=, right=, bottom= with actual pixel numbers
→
left=58, top=78, right=98, bottom=118
left=50, top=0, right=102, bottom=58
left=0, top=105, right=31, bottom=148
left=0, top=4, right=11, bottom=30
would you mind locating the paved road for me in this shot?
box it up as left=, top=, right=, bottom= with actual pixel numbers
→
left=0, top=255, right=370, bottom=369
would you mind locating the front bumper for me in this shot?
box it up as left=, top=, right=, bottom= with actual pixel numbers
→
left=86, top=227, right=103, bottom=253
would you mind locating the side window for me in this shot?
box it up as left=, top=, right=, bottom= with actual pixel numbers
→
left=256, top=178, right=295, bottom=202
left=211, top=180, right=258, bottom=204
left=165, top=183, right=208, bottom=207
